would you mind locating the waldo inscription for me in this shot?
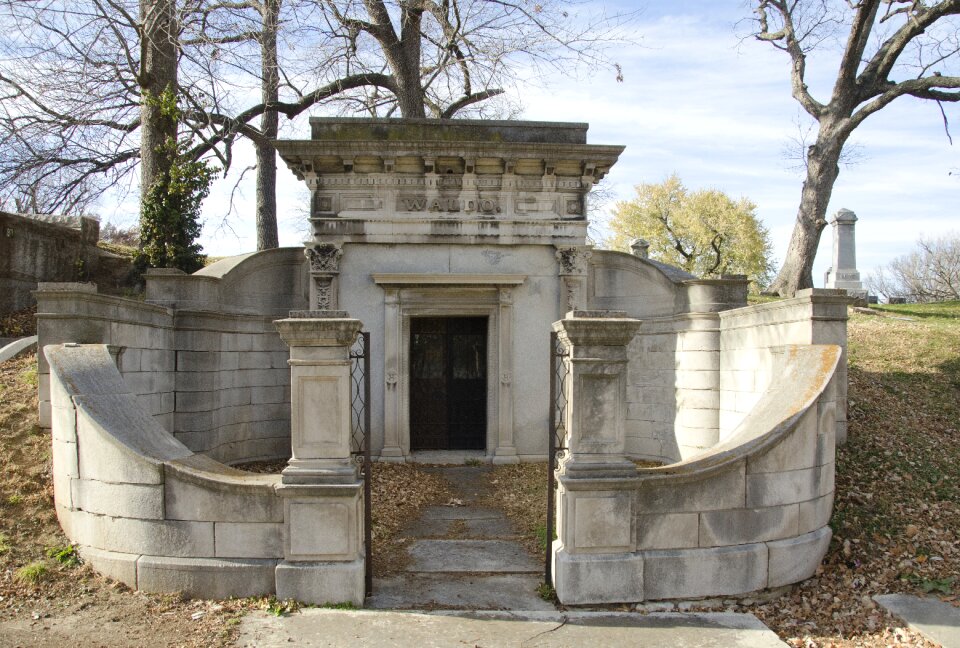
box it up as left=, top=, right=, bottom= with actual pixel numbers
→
left=398, top=196, right=501, bottom=215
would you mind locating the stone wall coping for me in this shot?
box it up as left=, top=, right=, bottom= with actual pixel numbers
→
left=636, top=344, right=840, bottom=484
left=166, top=454, right=280, bottom=492
left=371, top=273, right=526, bottom=286
left=36, top=287, right=173, bottom=316
left=589, top=249, right=697, bottom=284
left=35, top=281, right=99, bottom=293
left=719, top=292, right=852, bottom=323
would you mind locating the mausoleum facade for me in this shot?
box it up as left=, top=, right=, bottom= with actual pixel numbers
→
left=37, top=118, right=851, bottom=606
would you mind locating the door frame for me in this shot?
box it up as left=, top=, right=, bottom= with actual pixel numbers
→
left=373, top=274, right=525, bottom=462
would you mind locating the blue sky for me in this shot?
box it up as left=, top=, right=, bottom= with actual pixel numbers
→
left=184, top=1, right=959, bottom=286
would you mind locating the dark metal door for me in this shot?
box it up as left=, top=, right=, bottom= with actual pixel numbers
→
left=410, top=317, right=487, bottom=450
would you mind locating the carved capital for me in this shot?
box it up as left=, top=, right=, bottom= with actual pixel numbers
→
left=555, top=246, right=593, bottom=276
left=305, top=243, right=343, bottom=274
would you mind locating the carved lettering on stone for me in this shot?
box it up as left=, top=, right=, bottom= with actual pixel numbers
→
left=305, top=244, right=343, bottom=273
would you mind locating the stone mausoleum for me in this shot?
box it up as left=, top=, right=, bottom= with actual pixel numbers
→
left=38, top=118, right=850, bottom=606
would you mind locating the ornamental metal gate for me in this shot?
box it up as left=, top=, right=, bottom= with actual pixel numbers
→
left=349, top=331, right=372, bottom=597
left=545, top=330, right=570, bottom=587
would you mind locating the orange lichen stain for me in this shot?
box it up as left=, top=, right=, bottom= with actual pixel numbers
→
left=784, top=346, right=840, bottom=419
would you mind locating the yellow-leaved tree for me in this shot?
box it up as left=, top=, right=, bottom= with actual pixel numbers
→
left=607, top=174, right=775, bottom=291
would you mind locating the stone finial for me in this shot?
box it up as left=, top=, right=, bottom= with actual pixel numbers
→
left=629, top=238, right=650, bottom=258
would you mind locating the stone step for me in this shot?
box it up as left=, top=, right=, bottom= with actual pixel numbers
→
left=367, top=573, right=554, bottom=611
left=404, top=515, right=519, bottom=539
left=419, top=505, right=504, bottom=520
left=407, top=539, right=541, bottom=573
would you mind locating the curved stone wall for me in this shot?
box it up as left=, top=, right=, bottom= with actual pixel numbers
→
left=47, top=343, right=283, bottom=599
left=36, top=248, right=309, bottom=465
left=552, top=341, right=841, bottom=604
left=631, top=344, right=839, bottom=601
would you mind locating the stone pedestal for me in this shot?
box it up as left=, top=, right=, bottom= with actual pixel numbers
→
left=551, top=314, right=643, bottom=604
left=274, top=316, right=364, bottom=605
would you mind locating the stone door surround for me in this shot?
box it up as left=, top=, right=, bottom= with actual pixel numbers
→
left=373, top=274, right=525, bottom=463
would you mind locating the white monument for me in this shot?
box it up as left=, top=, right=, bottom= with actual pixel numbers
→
left=824, top=208, right=867, bottom=300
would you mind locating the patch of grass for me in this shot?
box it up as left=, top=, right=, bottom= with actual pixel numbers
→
left=903, top=573, right=955, bottom=594
left=747, top=294, right=784, bottom=305
left=872, top=300, right=960, bottom=320
left=320, top=601, right=356, bottom=610
left=15, top=561, right=48, bottom=584
left=0, top=532, right=9, bottom=555
left=46, top=544, right=80, bottom=566
left=464, top=457, right=484, bottom=466
left=7, top=493, right=23, bottom=506
left=262, top=596, right=300, bottom=617
left=20, top=367, right=38, bottom=387
left=536, top=582, right=557, bottom=602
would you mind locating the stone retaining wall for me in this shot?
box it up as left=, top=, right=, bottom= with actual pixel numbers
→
left=47, top=344, right=284, bottom=599
left=36, top=248, right=309, bottom=464
left=633, top=345, right=838, bottom=600
left=718, top=289, right=850, bottom=443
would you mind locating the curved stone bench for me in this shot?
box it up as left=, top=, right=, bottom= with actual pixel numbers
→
left=46, top=343, right=284, bottom=599
left=633, top=344, right=841, bottom=600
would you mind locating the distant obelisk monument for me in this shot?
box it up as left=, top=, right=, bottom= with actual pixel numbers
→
left=824, top=208, right=867, bottom=299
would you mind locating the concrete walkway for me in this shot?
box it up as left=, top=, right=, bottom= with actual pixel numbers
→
left=366, top=465, right=553, bottom=611
left=875, top=594, right=960, bottom=648
left=236, top=609, right=789, bottom=647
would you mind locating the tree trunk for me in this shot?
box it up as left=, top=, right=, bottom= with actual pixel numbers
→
left=767, top=124, right=846, bottom=297
left=392, top=5, right=426, bottom=118
left=139, top=0, right=178, bottom=197
left=256, top=0, right=280, bottom=250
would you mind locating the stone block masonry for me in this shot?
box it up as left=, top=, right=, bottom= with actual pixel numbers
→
left=551, top=307, right=842, bottom=604
left=35, top=247, right=308, bottom=466
left=45, top=341, right=364, bottom=605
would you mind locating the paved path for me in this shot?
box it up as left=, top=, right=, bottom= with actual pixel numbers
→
left=366, top=465, right=553, bottom=611
left=875, top=594, right=960, bottom=648
left=238, top=464, right=791, bottom=646
left=236, top=609, right=789, bottom=647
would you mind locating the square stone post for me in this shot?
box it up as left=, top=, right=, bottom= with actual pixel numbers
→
left=551, top=313, right=644, bottom=604
left=273, top=315, right=365, bottom=605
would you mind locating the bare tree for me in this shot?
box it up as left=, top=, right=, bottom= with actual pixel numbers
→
left=867, top=233, right=960, bottom=302
left=0, top=0, right=632, bottom=249
left=753, top=0, right=960, bottom=296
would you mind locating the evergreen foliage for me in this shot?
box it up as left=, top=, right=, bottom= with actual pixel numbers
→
left=134, top=88, right=212, bottom=274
